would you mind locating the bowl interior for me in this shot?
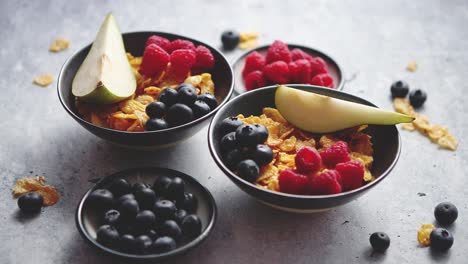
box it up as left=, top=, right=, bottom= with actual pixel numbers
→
left=76, top=167, right=217, bottom=259
left=232, top=44, right=344, bottom=95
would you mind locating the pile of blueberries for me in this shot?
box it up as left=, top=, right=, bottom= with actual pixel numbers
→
left=145, top=83, right=218, bottom=131
left=390, top=80, right=427, bottom=108
left=86, top=176, right=202, bottom=254
left=218, top=116, right=274, bottom=182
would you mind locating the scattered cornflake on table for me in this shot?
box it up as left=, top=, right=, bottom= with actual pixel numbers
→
left=239, top=31, right=259, bottom=50
left=393, top=98, right=458, bottom=150
left=406, top=61, right=418, bottom=72
left=33, top=74, right=54, bottom=87
left=49, top=37, right=70, bottom=52
left=417, top=223, right=435, bottom=247
left=12, top=176, right=60, bottom=206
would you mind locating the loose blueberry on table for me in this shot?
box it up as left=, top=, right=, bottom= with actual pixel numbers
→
left=369, top=232, right=391, bottom=252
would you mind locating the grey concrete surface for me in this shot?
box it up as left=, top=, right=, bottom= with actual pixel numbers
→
left=0, top=0, right=467, bottom=263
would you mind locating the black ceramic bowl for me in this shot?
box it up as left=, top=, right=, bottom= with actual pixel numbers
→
left=58, top=32, right=234, bottom=148
left=76, top=167, right=217, bottom=260
left=232, top=43, right=344, bottom=95
left=208, top=85, right=401, bottom=213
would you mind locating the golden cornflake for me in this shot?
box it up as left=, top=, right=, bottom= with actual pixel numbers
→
left=239, top=39, right=259, bottom=50
left=33, top=74, right=54, bottom=87
left=417, top=224, right=435, bottom=247
left=239, top=31, right=260, bottom=50
left=49, top=37, right=70, bottom=52
left=12, top=176, right=60, bottom=206
left=240, top=32, right=259, bottom=42
left=36, top=186, right=60, bottom=206
left=406, top=61, right=418, bottom=72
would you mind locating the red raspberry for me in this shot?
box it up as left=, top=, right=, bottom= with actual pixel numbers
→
left=289, top=59, right=312, bottom=84
left=242, top=51, right=266, bottom=78
left=265, top=40, right=292, bottom=63
left=244, top=70, right=266, bottom=91
left=310, top=73, right=335, bottom=88
left=263, top=61, right=290, bottom=84
left=145, top=35, right=171, bottom=51
left=139, top=44, right=170, bottom=77
left=278, top=169, right=309, bottom=194
left=166, top=49, right=196, bottom=82
left=168, top=39, right=196, bottom=53
left=309, top=57, right=328, bottom=77
left=336, top=160, right=364, bottom=191
left=295, top=146, right=322, bottom=174
left=308, top=170, right=342, bottom=195
left=194, top=45, right=215, bottom=70
left=291, top=48, right=313, bottom=61
left=320, top=141, right=351, bottom=168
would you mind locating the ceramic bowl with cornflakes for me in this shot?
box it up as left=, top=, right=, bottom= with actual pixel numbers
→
left=208, top=85, right=401, bottom=213
left=58, top=31, right=233, bottom=148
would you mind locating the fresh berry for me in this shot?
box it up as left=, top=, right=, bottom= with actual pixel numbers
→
left=159, top=220, right=182, bottom=240
left=253, top=124, right=269, bottom=143
left=263, top=61, right=290, bottom=84
left=134, top=210, right=157, bottom=232
left=291, top=48, right=313, bottom=62
left=278, top=169, right=309, bottom=194
left=18, top=192, right=43, bottom=213
left=139, top=44, right=170, bottom=77
left=153, top=176, right=172, bottom=196
left=117, top=193, right=136, bottom=203
left=220, top=132, right=238, bottom=153
left=166, top=103, right=194, bottom=127
left=265, top=40, right=291, bottom=63
left=167, top=49, right=197, bottom=82
left=166, top=177, right=185, bottom=200
left=430, top=228, right=454, bottom=250
left=237, top=159, right=260, bottom=182
left=308, top=170, right=342, bottom=195
left=221, top=30, right=240, bottom=50
left=369, top=232, right=390, bottom=252
left=194, top=45, right=215, bottom=70
left=289, top=59, right=312, bottom=84
left=409, top=89, right=427, bottom=108
left=176, top=192, right=198, bottom=212
left=335, top=160, right=364, bottom=191
left=147, top=229, right=158, bottom=240
left=223, top=148, right=243, bottom=169
left=135, top=235, right=153, bottom=253
left=107, top=178, right=132, bottom=197
left=434, top=202, right=458, bottom=226
left=152, top=236, right=177, bottom=253
left=197, top=93, right=218, bottom=110
left=145, top=35, right=171, bottom=51
left=96, top=225, right=120, bottom=248
left=310, top=73, right=334, bottom=88
left=320, top=141, right=351, bottom=168
left=153, top=200, right=177, bottom=220
left=168, top=39, right=196, bottom=53
left=177, top=83, right=197, bottom=106
left=158, top=88, right=179, bottom=107
left=118, top=198, right=139, bottom=220
left=133, top=182, right=150, bottom=193
left=244, top=70, right=267, bottom=91
left=219, top=116, right=244, bottom=135
left=309, top=57, right=328, bottom=77
left=145, top=118, right=168, bottom=131
left=146, top=101, right=166, bottom=118
left=174, top=209, right=188, bottom=225
left=119, top=234, right=137, bottom=253
left=295, top=147, right=322, bottom=174
left=242, top=51, right=266, bottom=78
left=390, top=80, right=410, bottom=98
left=251, top=144, right=274, bottom=166
left=135, top=188, right=157, bottom=210
left=192, top=100, right=211, bottom=118
left=181, top=214, right=202, bottom=239
left=87, top=189, right=114, bottom=210
left=103, top=209, right=121, bottom=226
left=236, top=124, right=261, bottom=147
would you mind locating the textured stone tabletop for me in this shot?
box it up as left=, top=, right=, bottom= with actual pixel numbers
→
left=0, top=0, right=467, bottom=263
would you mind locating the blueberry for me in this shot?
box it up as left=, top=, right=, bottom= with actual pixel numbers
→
left=174, top=209, right=188, bottom=225
left=434, top=202, right=458, bottom=226
left=134, top=210, right=157, bottom=232
left=191, top=100, right=211, bottom=119
left=221, top=30, right=240, bottom=50
left=107, top=178, right=132, bottom=197
left=219, top=116, right=243, bottom=135
left=176, top=192, right=198, bottom=213
left=166, top=103, right=194, bottom=127
left=96, top=225, right=120, bottom=248
left=87, top=189, right=114, bottom=210
left=237, top=159, right=260, bottom=182
left=18, top=192, right=43, bottom=213
left=166, top=177, right=185, bottom=200
left=220, top=131, right=238, bottom=153
left=409, top=89, right=427, bottom=108
left=103, top=209, right=121, bottom=226
left=253, top=124, right=269, bottom=143
left=152, top=236, right=176, bottom=253
left=197, top=93, right=218, bottom=110
left=369, top=232, right=390, bottom=252
left=158, top=88, right=178, bottom=107
left=181, top=214, right=202, bottom=239
left=177, top=84, right=197, bottom=106
left=119, top=234, right=137, bottom=253
left=132, top=182, right=150, bottom=193
left=236, top=124, right=260, bottom=147
left=146, top=118, right=168, bottom=131
left=147, top=229, right=158, bottom=240
left=159, top=220, right=182, bottom=240
left=135, top=188, right=157, bottom=210
left=390, top=80, right=410, bottom=98
left=430, top=228, right=453, bottom=251
left=146, top=101, right=166, bottom=118
left=251, top=144, right=274, bottom=166
left=223, top=148, right=243, bottom=169
left=153, top=200, right=177, bottom=220
left=135, top=235, right=153, bottom=253
left=153, top=176, right=172, bottom=197
left=117, top=194, right=135, bottom=204
left=118, top=198, right=139, bottom=220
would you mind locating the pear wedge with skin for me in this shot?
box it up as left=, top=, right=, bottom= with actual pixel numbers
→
left=275, top=85, right=414, bottom=133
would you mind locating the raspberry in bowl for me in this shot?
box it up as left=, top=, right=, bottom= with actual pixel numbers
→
left=232, top=41, right=344, bottom=94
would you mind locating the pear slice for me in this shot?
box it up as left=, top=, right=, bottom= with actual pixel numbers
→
left=275, top=85, right=414, bottom=133
left=72, top=14, right=136, bottom=104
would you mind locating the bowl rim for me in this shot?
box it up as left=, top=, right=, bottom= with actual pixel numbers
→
left=231, top=43, right=345, bottom=93
left=57, top=31, right=234, bottom=135
left=75, top=166, right=217, bottom=260
left=208, top=84, right=401, bottom=200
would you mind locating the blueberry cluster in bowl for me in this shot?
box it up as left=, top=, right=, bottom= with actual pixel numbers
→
left=86, top=176, right=202, bottom=254
left=219, top=116, right=274, bottom=182
left=145, top=83, right=218, bottom=131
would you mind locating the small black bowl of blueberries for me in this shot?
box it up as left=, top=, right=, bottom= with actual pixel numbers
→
left=75, top=167, right=217, bottom=260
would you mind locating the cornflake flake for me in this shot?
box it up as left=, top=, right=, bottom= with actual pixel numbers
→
left=12, top=176, right=60, bottom=206
left=33, top=74, right=54, bottom=87
left=49, top=37, right=70, bottom=52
